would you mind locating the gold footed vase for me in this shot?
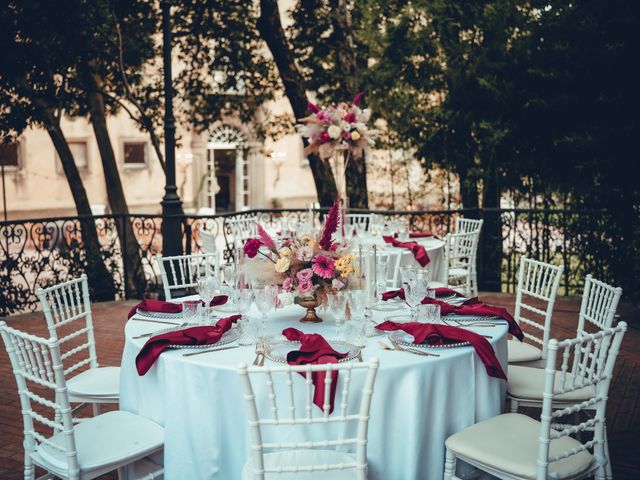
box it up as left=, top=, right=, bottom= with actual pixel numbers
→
left=297, top=296, right=323, bottom=323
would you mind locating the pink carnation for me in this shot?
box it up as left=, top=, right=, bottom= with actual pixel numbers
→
left=299, top=280, right=314, bottom=294
left=243, top=238, right=261, bottom=258
left=297, top=268, right=313, bottom=282
left=344, top=112, right=356, bottom=123
left=282, top=277, right=293, bottom=292
left=319, top=131, right=331, bottom=143
left=312, top=255, right=335, bottom=279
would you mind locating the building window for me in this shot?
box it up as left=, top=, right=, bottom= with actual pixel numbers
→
left=0, top=142, right=20, bottom=169
left=123, top=141, right=147, bottom=166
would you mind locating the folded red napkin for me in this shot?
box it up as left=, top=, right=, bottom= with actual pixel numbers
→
left=135, top=314, right=240, bottom=375
left=382, top=236, right=430, bottom=267
left=375, top=321, right=506, bottom=380
left=282, top=328, right=349, bottom=414
left=409, top=232, right=437, bottom=239
left=128, top=296, right=229, bottom=319
left=420, top=297, right=524, bottom=341
left=381, top=287, right=465, bottom=302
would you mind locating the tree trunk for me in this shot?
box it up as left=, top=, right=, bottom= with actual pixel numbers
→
left=85, top=75, right=146, bottom=298
left=332, top=0, right=369, bottom=209
left=479, top=158, right=502, bottom=292
left=44, top=112, right=116, bottom=301
left=257, top=0, right=338, bottom=207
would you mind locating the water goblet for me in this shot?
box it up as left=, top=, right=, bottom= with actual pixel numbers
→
left=182, top=300, right=200, bottom=325
left=404, top=280, right=428, bottom=321
left=197, top=274, right=219, bottom=321
left=327, top=292, right=348, bottom=338
left=254, top=285, right=278, bottom=336
left=222, top=263, right=237, bottom=288
left=375, top=256, right=390, bottom=302
left=417, top=304, right=441, bottom=324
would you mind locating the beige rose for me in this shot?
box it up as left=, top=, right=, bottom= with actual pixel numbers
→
left=275, top=256, right=291, bottom=273
left=350, top=130, right=361, bottom=141
left=328, top=125, right=342, bottom=139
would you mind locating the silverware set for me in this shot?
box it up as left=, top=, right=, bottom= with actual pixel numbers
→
left=253, top=341, right=266, bottom=366
left=132, top=323, right=188, bottom=340
left=130, top=317, right=181, bottom=326
left=378, top=340, right=440, bottom=357
left=182, top=345, right=240, bottom=357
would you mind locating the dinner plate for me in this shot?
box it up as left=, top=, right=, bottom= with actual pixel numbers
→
left=371, top=301, right=404, bottom=312
left=263, top=340, right=361, bottom=364
left=388, top=330, right=471, bottom=349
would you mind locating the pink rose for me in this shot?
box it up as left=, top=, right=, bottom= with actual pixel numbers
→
left=342, top=130, right=351, bottom=140
left=282, top=277, right=293, bottom=292
left=297, top=268, right=314, bottom=282
left=299, top=280, right=314, bottom=294
left=344, top=112, right=356, bottom=123
left=319, top=131, right=331, bottom=143
left=243, top=238, right=261, bottom=258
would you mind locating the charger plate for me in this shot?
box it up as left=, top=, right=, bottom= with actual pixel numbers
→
left=136, top=308, right=182, bottom=319
left=264, top=340, right=360, bottom=364
left=388, top=330, right=471, bottom=349
left=168, top=328, right=239, bottom=350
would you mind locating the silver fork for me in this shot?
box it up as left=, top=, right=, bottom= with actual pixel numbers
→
left=393, top=343, right=440, bottom=357
left=253, top=341, right=265, bottom=366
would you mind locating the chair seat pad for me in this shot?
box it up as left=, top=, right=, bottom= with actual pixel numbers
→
left=242, top=449, right=359, bottom=480
left=449, top=267, right=470, bottom=278
left=34, top=411, right=164, bottom=475
left=508, top=365, right=596, bottom=402
left=508, top=340, right=542, bottom=363
left=67, top=366, right=120, bottom=398
left=445, top=413, right=594, bottom=479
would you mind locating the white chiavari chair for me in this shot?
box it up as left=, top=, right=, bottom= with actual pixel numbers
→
left=508, top=257, right=564, bottom=366
left=237, top=358, right=379, bottom=480
left=445, top=322, right=626, bottom=480
left=36, top=275, right=118, bottom=415
left=443, top=231, right=480, bottom=297
left=577, top=275, right=622, bottom=336
left=376, top=248, right=411, bottom=289
left=226, top=214, right=258, bottom=250
left=0, top=321, right=165, bottom=480
left=344, top=214, right=371, bottom=232
left=455, top=217, right=483, bottom=235
left=156, top=252, right=220, bottom=300
left=199, top=227, right=218, bottom=256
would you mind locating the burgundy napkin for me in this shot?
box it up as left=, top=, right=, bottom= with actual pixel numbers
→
left=376, top=321, right=507, bottom=380
left=420, top=297, right=524, bottom=341
left=282, top=328, right=348, bottom=413
left=128, top=296, right=229, bottom=319
left=381, top=287, right=465, bottom=302
left=135, top=314, right=240, bottom=375
left=382, top=236, right=430, bottom=267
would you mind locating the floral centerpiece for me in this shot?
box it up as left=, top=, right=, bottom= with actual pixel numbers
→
left=296, top=92, right=376, bottom=161
left=242, top=199, right=357, bottom=323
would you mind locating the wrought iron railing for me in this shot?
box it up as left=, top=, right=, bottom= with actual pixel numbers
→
left=0, top=208, right=617, bottom=316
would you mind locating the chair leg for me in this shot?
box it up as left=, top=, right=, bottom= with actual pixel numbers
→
left=510, top=398, right=519, bottom=413
left=92, top=402, right=100, bottom=416
left=444, top=448, right=458, bottom=480
left=603, top=425, right=613, bottom=480
left=117, top=466, right=126, bottom=480
left=24, top=453, right=35, bottom=480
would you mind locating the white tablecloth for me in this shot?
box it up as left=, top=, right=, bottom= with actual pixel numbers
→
left=356, top=235, right=446, bottom=284
left=120, top=303, right=507, bottom=480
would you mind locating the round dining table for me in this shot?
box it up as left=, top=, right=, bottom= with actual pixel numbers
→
left=120, top=301, right=508, bottom=480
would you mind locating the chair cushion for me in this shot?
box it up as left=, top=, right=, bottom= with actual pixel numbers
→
left=242, top=449, right=359, bottom=480
left=448, top=267, right=469, bottom=278
left=445, top=413, right=594, bottom=479
left=34, top=410, right=164, bottom=475
left=67, top=366, right=120, bottom=398
left=508, top=340, right=542, bottom=363
left=508, top=365, right=596, bottom=402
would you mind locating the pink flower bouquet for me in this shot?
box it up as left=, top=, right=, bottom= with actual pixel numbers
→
left=242, top=199, right=357, bottom=306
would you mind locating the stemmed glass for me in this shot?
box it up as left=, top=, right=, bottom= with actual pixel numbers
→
left=375, top=256, right=390, bottom=302
left=253, top=285, right=278, bottom=337
left=197, top=274, right=219, bottom=324
left=327, top=292, right=348, bottom=338
left=236, top=290, right=256, bottom=345
left=404, top=279, right=428, bottom=322
left=345, top=290, right=368, bottom=347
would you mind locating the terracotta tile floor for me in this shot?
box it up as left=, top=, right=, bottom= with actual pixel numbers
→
left=0, top=294, right=638, bottom=479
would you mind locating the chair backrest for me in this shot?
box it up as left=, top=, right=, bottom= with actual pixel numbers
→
left=199, top=227, right=218, bottom=255
left=36, top=275, right=98, bottom=374
left=345, top=214, right=371, bottom=231
left=514, top=257, right=564, bottom=359
left=226, top=215, right=258, bottom=250
left=455, top=217, right=483, bottom=235
left=577, top=275, right=622, bottom=335
left=0, top=321, right=80, bottom=479
left=536, top=322, right=626, bottom=480
left=156, top=252, right=220, bottom=300
left=377, top=248, right=411, bottom=289
left=237, top=358, right=379, bottom=480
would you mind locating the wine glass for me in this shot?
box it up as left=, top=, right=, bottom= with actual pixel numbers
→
left=404, top=279, right=428, bottom=322
left=197, top=274, right=219, bottom=323
left=327, top=292, right=348, bottom=338
left=222, top=263, right=237, bottom=288
left=375, top=256, right=390, bottom=302
left=417, top=304, right=441, bottom=324
left=254, top=285, right=278, bottom=336
left=400, top=265, right=418, bottom=285
left=236, top=290, right=255, bottom=345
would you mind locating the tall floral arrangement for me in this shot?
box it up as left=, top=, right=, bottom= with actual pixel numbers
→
left=296, top=92, right=376, bottom=160
left=242, top=199, right=357, bottom=306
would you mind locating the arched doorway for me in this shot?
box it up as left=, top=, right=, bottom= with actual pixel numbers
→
left=205, top=125, right=249, bottom=213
